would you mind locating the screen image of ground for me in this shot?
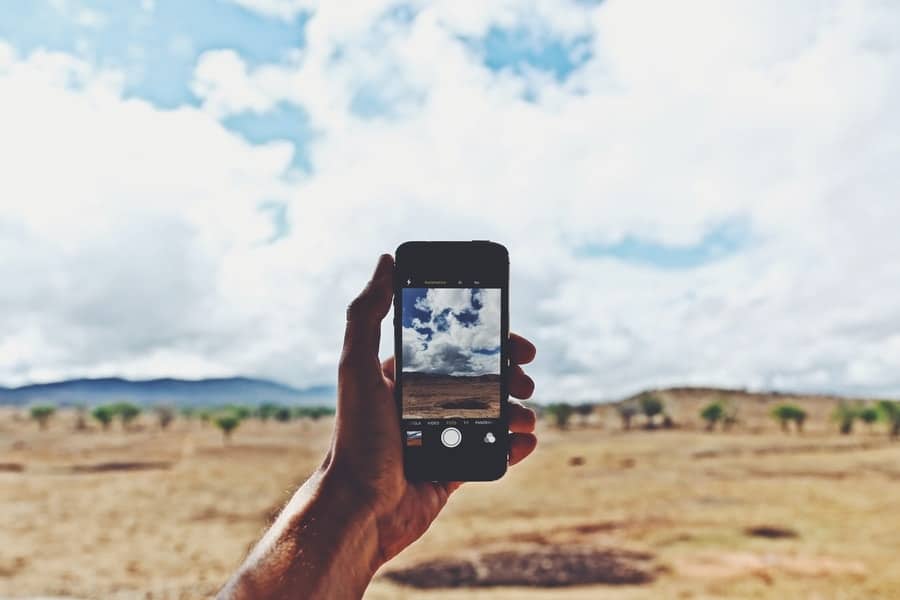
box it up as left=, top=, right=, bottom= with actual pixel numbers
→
left=401, top=287, right=501, bottom=419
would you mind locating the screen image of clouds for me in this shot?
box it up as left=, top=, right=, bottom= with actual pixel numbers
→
left=401, top=288, right=501, bottom=419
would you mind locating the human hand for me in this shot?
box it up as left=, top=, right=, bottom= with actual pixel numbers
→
left=329, top=253, right=538, bottom=562
left=219, top=254, right=538, bottom=599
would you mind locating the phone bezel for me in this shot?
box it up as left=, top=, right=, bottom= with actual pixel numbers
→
left=393, top=241, right=510, bottom=482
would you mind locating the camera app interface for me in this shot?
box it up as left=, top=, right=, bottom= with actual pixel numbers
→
left=401, top=285, right=502, bottom=450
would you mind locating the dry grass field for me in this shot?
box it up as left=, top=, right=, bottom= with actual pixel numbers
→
left=2, top=389, right=900, bottom=599
left=401, top=373, right=500, bottom=419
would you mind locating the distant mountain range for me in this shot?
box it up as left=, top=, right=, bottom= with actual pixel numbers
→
left=0, top=377, right=335, bottom=407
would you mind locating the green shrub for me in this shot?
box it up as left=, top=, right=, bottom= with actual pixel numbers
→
left=639, top=393, right=664, bottom=428
left=858, top=406, right=879, bottom=431
left=255, top=403, right=280, bottom=421
left=315, top=406, right=335, bottom=420
left=274, top=406, right=292, bottom=423
left=832, top=402, right=858, bottom=435
left=877, top=400, right=900, bottom=438
left=700, top=402, right=724, bottom=431
left=214, top=414, right=241, bottom=443
left=772, top=404, right=807, bottom=433
left=197, top=408, right=213, bottom=424
left=221, top=404, right=251, bottom=420
left=110, top=402, right=141, bottom=429
left=30, top=404, right=56, bottom=430
left=92, top=405, right=115, bottom=430
left=292, top=406, right=335, bottom=420
left=545, top=403, right=574, bottom=429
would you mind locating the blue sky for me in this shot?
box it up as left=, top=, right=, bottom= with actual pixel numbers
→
left=401, top=288, right=431, bottom=329
left=3, top=1, right=900, bottom=399
left=579, top=219, right=751, bottom=269
left=1, top=0, right=308, bottom=106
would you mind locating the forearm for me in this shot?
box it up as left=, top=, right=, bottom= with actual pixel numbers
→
left=218, top=466, right=381, bottom=600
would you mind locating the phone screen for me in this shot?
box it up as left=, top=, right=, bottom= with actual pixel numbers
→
left=401, top=287, right=501, bottom=420
left=395, top=242, right=509, bottom=481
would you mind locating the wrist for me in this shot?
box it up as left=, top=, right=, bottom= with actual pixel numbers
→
left=221, top=464, right=382, bottom=599
left=314, top=463, right=385, bottom=576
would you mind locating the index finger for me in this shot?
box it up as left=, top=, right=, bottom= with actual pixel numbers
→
left=510, top=332, right=536, bottom=365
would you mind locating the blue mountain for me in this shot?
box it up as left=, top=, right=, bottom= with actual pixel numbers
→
left=0, top=376, right=335, bottom=407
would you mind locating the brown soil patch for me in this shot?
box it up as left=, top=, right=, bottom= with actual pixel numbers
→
left=384, top=546, right=658, bottom=588
left=744, top=525, right=799, bottom=539
left=572, top=522, right=620, bottom=535
left=67, top=461, right=173, bottom=473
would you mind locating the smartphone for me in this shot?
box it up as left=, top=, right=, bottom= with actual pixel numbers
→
left=394, top=241, right=509, bottom=481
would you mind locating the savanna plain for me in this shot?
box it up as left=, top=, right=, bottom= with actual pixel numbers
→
left=2, top=388, right=900, bottom=600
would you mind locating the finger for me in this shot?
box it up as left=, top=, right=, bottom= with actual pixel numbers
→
left=509, top=401, right=536, bottom=433
left=509, top=364, right=535, bottom=399
left=381, top=356, right=395, bottom=382
left=509, top=433, right=537, bottom=466
left=444, top=481, right=463, bottom=494
left=340, top=254, right=394, bottom=384
left=432, top=481, right=463, bottom=502
left=510, top=333, right=536, bottom=365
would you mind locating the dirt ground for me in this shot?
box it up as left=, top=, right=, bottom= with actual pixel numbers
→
left=402, top=372, right=500, bottom=419
left=2, top=400, right=899, bottom=599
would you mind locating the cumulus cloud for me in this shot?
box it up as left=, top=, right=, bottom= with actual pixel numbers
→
left=0, top=45, right=319, bottom=386
left=192, top=49, right=303, bottom=118
left=3, top=1, right=900, bottom=401
left=403, top=289, right=501, bottom=376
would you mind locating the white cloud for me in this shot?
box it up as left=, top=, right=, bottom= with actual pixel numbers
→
left=193, top=49, right=283, bottom=117
left=403, top=288, right=501, bottom=376
left=0, top=47, right=320, bottom=387
left=3, top=1, right=900, bottom=401
left=416, top=289, right=472, bottom=317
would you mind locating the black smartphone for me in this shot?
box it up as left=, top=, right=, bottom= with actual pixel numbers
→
left=394, top=241, right=509, bottom=481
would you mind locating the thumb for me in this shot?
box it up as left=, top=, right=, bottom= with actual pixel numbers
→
left=339, top=254, right=394, bottom=380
